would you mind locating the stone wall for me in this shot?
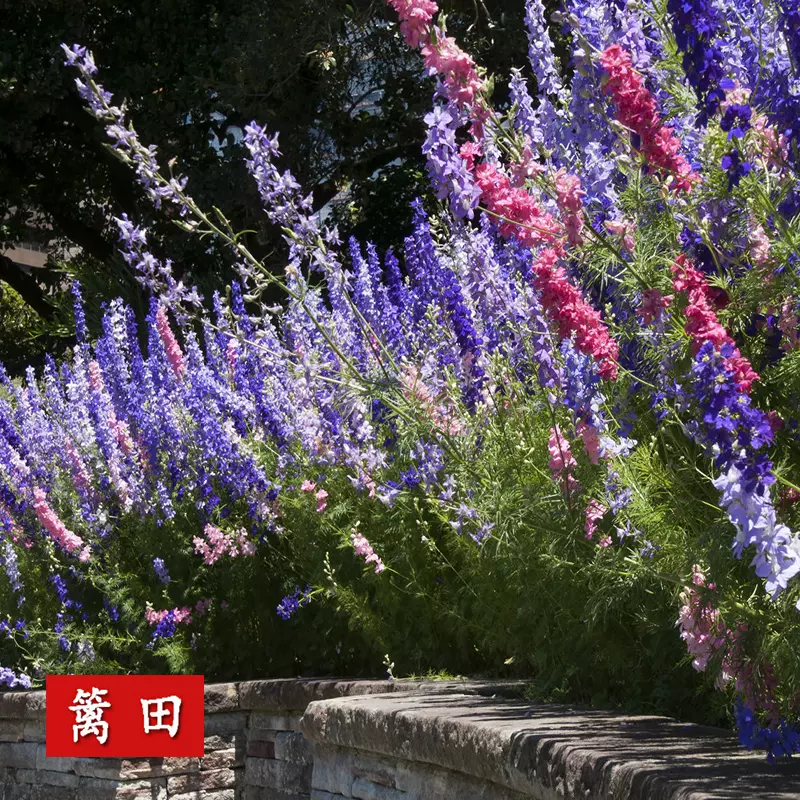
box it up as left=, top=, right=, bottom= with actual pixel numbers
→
left=0, top=678, right=798, bottom=799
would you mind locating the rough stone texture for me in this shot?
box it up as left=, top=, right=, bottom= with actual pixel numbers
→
left=2, top=679, right=799, bottom=798
left=303, top=692, right=800, bottom=799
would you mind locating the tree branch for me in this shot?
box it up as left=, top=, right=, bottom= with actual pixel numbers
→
left=0, top=255, right=57, bottom=319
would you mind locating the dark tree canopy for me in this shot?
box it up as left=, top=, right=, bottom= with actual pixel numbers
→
left=0, top=0, right=556, bottom=368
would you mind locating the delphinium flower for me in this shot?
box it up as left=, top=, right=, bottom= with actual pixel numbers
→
left=559, top=0, right=621, bottom=206
left=639, top=288, right=673, bottom=326
left=671, top=255, right=759, bottom=391
left=153, top=557, right=170, bottom=585
left=422, top=99, right=481, bottom=219
left=421, top=28, right=486, bottom=112
left=686, top=341, right=800, bottom=600
left=523, top=0, right=564, bottom=101
left=0, top=667, right=31, bottom=690
left=600, top=44, right=700, bottom=193
left=2, top=541, right=24, bottom=605
left=387, top=0, right=438, bottom=49
left=61, top=46, right=189, bottom=216
left=276, top=585, right=312, bottom=620
left=115, top=215, right=202, bottom=321
left=531, top=247, right=620, bottom=380
left=779, top=298, right=800, bottom=351
left=604, top=470, right=632, bottom=515
left=677, top=567, right=727, bottom=672
left=193, top=524, right=256, bottom=565
left=666, top=0, right=727, bottom=122
left=554, top=170, right=585, bottom=247
left=509, top=70, right=542, bottom=146
left=145, top=604, right=193, bottom=643
left=584, top=499, right=607, bottom=539
left=548, top=425, right=580, bottom=496
left=350, top=530, right=386, bottom=574
left=721, top=148, right=753, bottom=190
left=32, top=488, right=88, bottom=559
left=748, top=222, right=771, bottom=267
left=153, top=305, right=185, bottom=381
left=472, top=163, right=562, bottom=248
left=735, top=701, right=800, bottom=762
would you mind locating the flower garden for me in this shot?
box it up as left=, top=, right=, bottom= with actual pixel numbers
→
left=2, top=0, right=800, bottom=763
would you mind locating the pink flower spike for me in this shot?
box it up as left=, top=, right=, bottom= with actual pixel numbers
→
left=155, top=305, right=185, bottom=379
left=32, top=487, right=85, bottom=555
left=301, top=480, right=317, bottom=493
left=315, top=489, right=329, bottom=513
left=600, top=45, right=699, bottom=193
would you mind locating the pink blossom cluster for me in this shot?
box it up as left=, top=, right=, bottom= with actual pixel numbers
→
left=473, top=163, right=562, bottom=248
left=387, top=0, right=438, bottom=49
left=779, top=298, right=800, bottom=352
left=677, top=567, right=727, bottom=672
left=145, top=604, right=193, bottom=626
left=193, top=523, right=256, bottom=566
left=155, top=305, right=185, bottom=379
left=677, top=568, right=779, bottom=716
left=399, top=366, right=464, bottom=436
left=639, top=288, right=673, bottom=326
left=576, top=421, right=602, bottom=465
left=671, top=255, right=759, bottom=391
left=584, top=499, right=607, bottom=540
left=748, top=223, right=771, bottom=267
left=599, top=45, right=699, bottom=194
left=554, top=170, right=585, bottom=247
left=604, top=219, right=635, bottom=252
left=351, top=530, right=386, bottom=574
left=32, top=487, right=89, bottom=561
left=421, top=31, right=485, bottom=109
left=548, top=426, right=580, bottom=496
left=532, top=248, right=620, bottom=381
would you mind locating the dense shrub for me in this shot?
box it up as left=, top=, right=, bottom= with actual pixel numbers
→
left=2, top=0, right=800, bottom=759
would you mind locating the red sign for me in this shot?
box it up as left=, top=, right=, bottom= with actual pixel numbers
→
left=46, top=675, right=204, bottom=757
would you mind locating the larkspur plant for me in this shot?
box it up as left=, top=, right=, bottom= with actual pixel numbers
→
left=0, top=0, right=799, bottom=761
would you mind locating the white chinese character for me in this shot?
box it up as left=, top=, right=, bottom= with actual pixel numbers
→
left=69, top=687, right=111, bottom=745
left=141, top=695, right=181, bottom=738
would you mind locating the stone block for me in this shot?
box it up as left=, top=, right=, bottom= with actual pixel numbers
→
left=0, top=689, right=45, bottom=719
left=204, top=732, right=239, bottom=752
left=239, top=679, right=398, bottom=713
left=245, top=789, right=311, bottom=800
left=72, top=758, right=124, bottom=781
left=249, top=711, right=303, bottom=733
left=247, top=738, right=275, bottom=759
left=351, top=754, right=395, bottom=788
left=245, top=756, right=311, bottom=793
left=167, top=767, right=235, bottom=794
left=0, top=740, right=39, bottom=768
left=40, top=769, right=80, bottom=788
left=205, top=683, right=239, bottom=714
left=350, top=779, right=406, bottom=800
left=36, top=745, right=76, bottom=772
left=201, top=747, right=239, bottom=771
left=309, top=744, right=355, bottom=797
left=9, top=766, right=38, bottom=783
left=24, top=718, right=47, bottom=742
left=170, top=790, right=235, bottom=800
left=247, top=727, right=278, bottom=743
left=0, top=718, right=24, bottom=741
left=114, top=777, right=167, bottom=799
left=77, top=776, right=132, bottom=799
left=309, top=792, right=342, bottom=800
left=205, top=712, right=248, bottom=736
left=274, top=731, right=313, bottom=765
